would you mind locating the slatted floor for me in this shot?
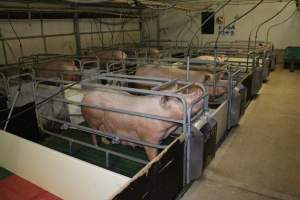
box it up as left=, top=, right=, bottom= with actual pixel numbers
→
left=182, top=65, right=300, bottom=200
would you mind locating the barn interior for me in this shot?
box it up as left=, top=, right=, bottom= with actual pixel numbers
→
left=0, top=0, right=300, bottom=200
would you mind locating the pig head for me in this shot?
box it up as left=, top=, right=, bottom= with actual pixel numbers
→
left=34, top=59, right=80, bottom=81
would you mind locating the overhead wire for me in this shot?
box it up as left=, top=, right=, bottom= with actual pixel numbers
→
left=210, top=0, right=265, bottom=98
left=186, top=0, right=232, bottom=56
left=7, top=13, right=24, bottom=59
left=215, top=0, right=265, bottom=49
left=254, top=0, right=294, bottom=50
left=175, top=12, right=195, bottom=47
left=266, top=9, right=297, bottom=42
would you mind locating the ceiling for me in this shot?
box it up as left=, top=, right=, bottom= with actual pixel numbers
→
left=0, top=0, right=295, bottom=13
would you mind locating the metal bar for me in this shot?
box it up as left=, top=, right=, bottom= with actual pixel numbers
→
left=41, top=128, right=148, bottom=165
left=74, top=12, right=81, bottom=56
left=37, top=94, right=183, bottom=124
left=40, top=18, right=48, bottom=54
left=4, top=89, right=19, bottom=130
left=0, top=30, right=140, bottom=41
left=105, top=152, right=110, bottom=168
left=151, top=79, right=177, bottom=91
left=40, top=115, right=169, bottom=150
left=175, top=83, right=193, bottom=93
left=156, top=12, right=160, bottom=47
left=1, top=40, right=8, bottom=65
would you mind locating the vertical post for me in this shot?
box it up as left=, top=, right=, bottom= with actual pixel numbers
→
left=100, top=18, right=104, bottom=47
left=0, top=29, right=8, bottom=64
left=156, top=11, right=160, bottom=47
left=73, top=12, right=81, bottom=55
left=40, top=18, right=47, bottom=54
left=290, top=60, right=295, bottom=72
left=1, top=40, right=8, bottom=65
left=139, top=9, right=144, bottom=46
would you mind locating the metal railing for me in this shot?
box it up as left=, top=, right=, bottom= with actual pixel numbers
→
left=33, top=72, right=209, bottom=185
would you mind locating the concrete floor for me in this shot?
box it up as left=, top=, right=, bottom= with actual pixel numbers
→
left=182, top=66, right=300, bottom=200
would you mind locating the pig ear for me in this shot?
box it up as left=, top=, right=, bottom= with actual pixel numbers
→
left=160, top=96, right=169, bottom=109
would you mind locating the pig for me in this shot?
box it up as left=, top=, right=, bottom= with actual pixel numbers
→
left=124, top=47, right=160, bottom=59
left=142, top=47, right=160, bottom=59
left=90, top=50, right=127, bottom=61
left=135, top=65, right=227, bottom=98
left=86, top=50, right=127, bottom=72
left=34, top=59, right=80, bottom=81
left=193, top=55, right=226, bottom=64
left=81, top=87, right=203, bottom=160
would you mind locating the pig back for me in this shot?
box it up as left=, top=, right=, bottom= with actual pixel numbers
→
left=135, top=65, right=212, bottom=83
left=91, top=50, right=127, bottom=61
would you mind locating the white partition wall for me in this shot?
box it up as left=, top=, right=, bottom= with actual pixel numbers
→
left=0, top=130, right=130, bottom=200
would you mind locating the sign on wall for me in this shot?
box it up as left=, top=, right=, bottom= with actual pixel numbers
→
left=218, top=24, right=235, bottom=36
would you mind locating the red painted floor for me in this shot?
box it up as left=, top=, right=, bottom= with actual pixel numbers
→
left=0, top=175, right=62, bottom=200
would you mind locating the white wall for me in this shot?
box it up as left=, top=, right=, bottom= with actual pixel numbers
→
left=0, top=18, right=140, bottom=64
left=157, top=2, right=300, bottom=49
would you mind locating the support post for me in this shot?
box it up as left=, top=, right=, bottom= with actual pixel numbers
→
left=139, top=9, right=144, bottom=46
left=156, top=11, right=160, bottom=47
left=73, top=12, right=81, bottom=55
left=0, top=29, right=8, bottom=64
left=40, top=18, right=48, bottom=54
left=1, top=40, right=8, bottom=65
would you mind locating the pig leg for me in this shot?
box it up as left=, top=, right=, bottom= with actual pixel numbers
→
left=144, top=147, right=158, bottom=160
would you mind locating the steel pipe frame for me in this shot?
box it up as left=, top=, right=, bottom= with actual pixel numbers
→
left=125, top=42, right=257, bottom=96
left=1, top=73, right=35, bottom=131
left=0, top=64, right=33, bottom=100
left=1, top=48, right=209, bottom=185
left=133, top=53, right=242, bottom=133
left=34, top=72, right=209, bottom=185
left=41, top=127, right=148, bottom=167
left=18, top=53, right=105, bottom=74
left=203, top=41, right=274, bottom=67
left=0, top=29, right=140, bottom=41
left=83, top=45, right=158, bottom=61
left=203, top=42, right=273, bottom=68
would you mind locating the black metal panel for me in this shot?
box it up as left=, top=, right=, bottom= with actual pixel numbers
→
left=202, top=120, right=217, bottom=169
left=201, top=12, right=215, bottom=34
left=239, top=84, right=248, bottom=117
left=242, top=73, right=253, bottom=101
left=0, top=94, right=7, bottom=110
left=0, top=102, right=40, bottom=142
left=113, top=138, right=184, bottom=200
